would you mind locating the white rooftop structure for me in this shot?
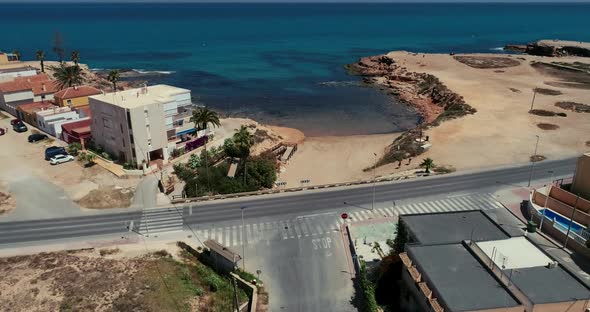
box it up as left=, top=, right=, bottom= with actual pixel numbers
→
left=89, top=84, right=191, bottom=109
left=476, top=237, right=554, bottom=270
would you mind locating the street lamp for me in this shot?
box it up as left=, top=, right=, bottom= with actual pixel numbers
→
left=240, top=206, right=247, bottom=271
left=372, top=153, right=377, bottom=211
left=538, top=170, right=555, bottom=231
left=527, top=135, right=540, bottom=187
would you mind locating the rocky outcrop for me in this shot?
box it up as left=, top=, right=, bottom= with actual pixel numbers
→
left=516, top=40, right=590, bottom=57
left=347, top=54, right=476, bottom=166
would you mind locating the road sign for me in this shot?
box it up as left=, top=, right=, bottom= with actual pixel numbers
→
left=341, top=213, right=348, bottom=220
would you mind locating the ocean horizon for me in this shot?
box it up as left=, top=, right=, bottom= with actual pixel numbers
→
left=2, top=2, right=589, bottom=136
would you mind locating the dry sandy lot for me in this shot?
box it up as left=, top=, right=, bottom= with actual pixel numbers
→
left=0, top=116, right=139, bottom=211
left=383, top=51, right=590, bottom=170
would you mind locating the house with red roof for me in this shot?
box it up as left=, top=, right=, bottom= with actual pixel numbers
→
left=15, top=101, right=57, bottom=126
left=54, top=85, right=101, bottom=108
left=61, top=118, right=92, bottom=144
left=0, top=74, right=58, bottom=116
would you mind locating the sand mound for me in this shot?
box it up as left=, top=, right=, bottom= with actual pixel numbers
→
left=76, top=186, right=134, bottom=209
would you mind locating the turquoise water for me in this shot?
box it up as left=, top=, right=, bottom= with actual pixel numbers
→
left=539, top=208, right=584, bottom=234
left=2, top=3, right=589, bottom=135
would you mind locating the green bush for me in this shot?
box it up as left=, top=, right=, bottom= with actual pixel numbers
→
left=67, top=143, right=82, bottom=156
left=359, top=261, right=379, bottom=312
left=170, top=147, right=185, bottom=159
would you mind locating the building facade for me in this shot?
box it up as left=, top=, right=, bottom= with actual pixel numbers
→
left=0, top=66, right=38, bottom=82
left=572, top=153, right=590, bottom=200
left=89, top=85, right=193, bottom=168
left=15, top=101, right=56, bottom=125
left=36, top=107, right=82, bottom=138
left=53, top=85, right=101, bottom=108
left=0, top=74, right=57, bottom=116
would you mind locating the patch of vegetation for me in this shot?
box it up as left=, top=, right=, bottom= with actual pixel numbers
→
left=534, top=87, right=563, bottom=96
left=529, top=109, right=567, bottom=117
left=99, top=248, right=120, bottom=256
left=532, top=62, right=590, bottom=90
left=586, top=141, right=590, bottom=147
left=509, top=88, right=521, bottom=93
left=235, top=269, right=260, bottom=284
left=67, top=143, right=82, bottom=156
left=552, top=61, right=590, bottom=72
left=453, top=56, right=521, bottom=69
left=555, top=101, right=590, bottom=113
left=357, top=261, right=379, bottom=312
left=537, top=123, right=560, bottom=130
left=176, top=126, right=277, bottom=197
left=530, top=155, right=547, bottom=163
left=434, top=164, right=456, bottom=174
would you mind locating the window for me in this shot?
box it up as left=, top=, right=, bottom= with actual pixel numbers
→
left=132, top=149, right=136, bottom=157
left=126, top=111, right=132, bottom=129
left=144, top=109, right=148, bottom=118
left=147, top=139, right=152, bottom=146
left=102, top=117, right=112, bottom=129
left=146, top=124, right=150, bottom=132
left=173, top=119, right=184, bottom=127
left=120, top=124, right=123, bottom=134
left=66, top=99, right=72, bottom=106
left=129, top=134, right=134, bottom=144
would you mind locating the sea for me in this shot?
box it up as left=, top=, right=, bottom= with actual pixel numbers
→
left=1, top=2, right=589, bottom=136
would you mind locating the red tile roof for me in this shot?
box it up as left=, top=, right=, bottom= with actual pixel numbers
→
left=15, top=101, right=57, bottom=114
left=54, top=85, right=101, bottom=100
left=61, top=119, right=91, bottom=133
left=0, top=74, right=58, bottom=95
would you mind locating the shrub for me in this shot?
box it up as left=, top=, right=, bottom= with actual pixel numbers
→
left=101, top=152, right=111, bottom=160
left=170, top=147, right=185, bottom=158
left=67, top=143, right=82, bottom=156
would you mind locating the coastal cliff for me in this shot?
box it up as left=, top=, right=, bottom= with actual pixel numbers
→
left=505, top=40, right=590, bottom=58
left=347, top=54, right=476, bottom=166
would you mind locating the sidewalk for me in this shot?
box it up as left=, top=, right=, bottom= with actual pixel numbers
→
left=494, top=186, right=590, bottom=286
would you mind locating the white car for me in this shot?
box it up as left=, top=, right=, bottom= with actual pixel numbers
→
left=50, top=154, right=74, bottom=165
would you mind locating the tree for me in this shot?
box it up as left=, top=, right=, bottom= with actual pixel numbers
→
left=52, top=63, right=84, bottom=90
left=419, top=157, right=435, bottom=173
left=388, top=221, right=408, bottom=255
left=11, top=50, right=21, bottom=61
left=107, top=70, right=120, bottom=92
left=71, top=50, right=80, bottom=65
left=187, top=154, right=202, bottom=169
left=78, top=151, right=96, bottom=166
left=35, top=50, right=45, bottom=73
left=233, top=125, right=254, bottom=158
left=190, top=107, right=221, bottom=192
left=53, top=32, right=65, bottom=62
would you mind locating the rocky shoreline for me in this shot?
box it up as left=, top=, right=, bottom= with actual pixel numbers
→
left=504, top=39, right=590, bottom=58
left=346, top=53, right=476, bottom=167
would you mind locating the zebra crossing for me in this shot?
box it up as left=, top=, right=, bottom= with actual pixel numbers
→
left=138, top=207, right=184, bottom=235
left=343, top=193, right=504, bottom=223
left=188, top=193, right=505, bottom=247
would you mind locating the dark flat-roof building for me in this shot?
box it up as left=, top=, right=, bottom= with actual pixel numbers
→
left=398, top=211, right=590, bottom=312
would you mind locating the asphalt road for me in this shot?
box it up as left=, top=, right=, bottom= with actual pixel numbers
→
left=0, top=157, right=576, bottom=246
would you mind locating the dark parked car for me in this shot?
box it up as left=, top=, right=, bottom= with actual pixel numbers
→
left=45, top=146, right=67, bottom=160
left=12, top=122, right=27, bottom=133
left=0, top=128, right=5, bottom=136
left=28, top=133, right=48, bottom=142
left=10, top=119, right=22, bottom=126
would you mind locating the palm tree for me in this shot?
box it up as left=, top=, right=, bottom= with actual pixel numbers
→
left=71, top=50, right=80, bottom=65
left=233, top=125, right=255, bottom=185
left=420, top=157, right=435, bottom=173
left=52, top=64, right=84, bottom=90
left=107, top=70, right=120, bottom=92
left=36, top=50, right=45, bottom=73
left=190, top=107, right=221, bottom=192
left=233, top=125, right=254, bottom=158
left=11, top=50, right=21, bottom=61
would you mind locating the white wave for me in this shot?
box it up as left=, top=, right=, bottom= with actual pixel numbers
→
left=132, top=69, right=175, bottom=75
left=490, top=47, right=505, bottom=52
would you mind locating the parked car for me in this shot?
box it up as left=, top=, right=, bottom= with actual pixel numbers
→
left=10, top=119, right=22, bottom=126
left=0, top=128, right=5, bottom=136
left=28, top=133, right=48, bottom=142
left=12, top=122, right=27, bottom=133
left=45, top=146, right=67, bottom=160
left=50, top=154, right=75, bottom=165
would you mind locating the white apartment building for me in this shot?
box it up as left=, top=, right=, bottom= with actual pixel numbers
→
left=89, top=85, right=196, bottom=168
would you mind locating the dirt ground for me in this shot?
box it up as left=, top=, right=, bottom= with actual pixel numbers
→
left=0, top=182, right=16, bottom=215
left=0, top=245, right=247, bottom=312
left=383, top=52, right=590, bottom=171
left=0, top=117, right=141, bottom=210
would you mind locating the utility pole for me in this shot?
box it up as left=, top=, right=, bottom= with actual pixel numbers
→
left=538, top=170, right=555, bottom=231
left=527, top=135, right=540, bottom=187
left=564, top=195, right=580, bottom=249
left=372, top=153, right=377, bottom=211
left=530, top=89, right=537, bottom=111
left=241, top=206, right=247, bottom=271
